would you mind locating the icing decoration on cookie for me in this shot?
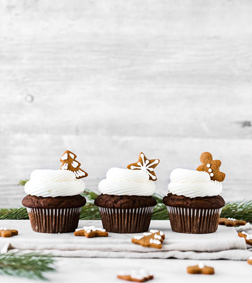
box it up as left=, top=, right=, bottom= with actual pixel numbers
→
left=60, top=150, right=88, bottom=179
left=117, top=270, right=154, bottom=282
left=219, top=218, right=246, bottom=227
left=247, top=257, right=252, bottom=265
left=131, top=230, right=165, bottom=249
left=238, top=232, right=252, bottom=245
left=187, top=263, right=215, bottom=275
left=196, top=152, right=225, bottom=182
left=74, top=226, right=108, bottom=238
left=0, top=227, right=18, bottom=238
left=127, top=152, right=160, bottom=181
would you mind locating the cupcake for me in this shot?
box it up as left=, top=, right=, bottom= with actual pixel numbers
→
left=163, top=152, right=225, bottom=234
left=95, top=152, right=160, bottom=233
left=22, top=150, right=87, bottom=233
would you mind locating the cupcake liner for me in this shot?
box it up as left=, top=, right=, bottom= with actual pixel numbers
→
left=98, top=206, right=154, bottom=233
left=167, top=206, right=222, bottom=234
left=26, top=207, right=82, bottom=233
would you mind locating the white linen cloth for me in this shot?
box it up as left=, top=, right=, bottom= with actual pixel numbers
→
left=0, top=220, right=251, bottom=260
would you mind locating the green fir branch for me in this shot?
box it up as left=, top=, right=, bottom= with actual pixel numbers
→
left=0, top=253, right=55, bottom=281
left=18, top=179, right=29, bottom=186
left=10, top=181, right=252, bottom=222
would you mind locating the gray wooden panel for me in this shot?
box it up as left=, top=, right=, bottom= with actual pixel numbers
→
left=0, top=0, right=252, bottom=207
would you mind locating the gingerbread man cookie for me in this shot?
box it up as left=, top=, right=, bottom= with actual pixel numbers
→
left=247, top=257, right=252, bottom=265
left=187, top=263, right=215, bottom=275
left=132, top=230, right=165, bottom=249
left=117, top=270, right=154, bottom=282
left=60, top=150, right=88, bottom=179
left=238, top=231, right=252, bottom=245
left=74, top=226, right=108, bottom=238
left=197, top=152, right=225, bottom=182
left=0, top=227, right=18, bottom=238
left=127, top=152, right=160, bottom=181
left=219, top=218, right=246, bottom=227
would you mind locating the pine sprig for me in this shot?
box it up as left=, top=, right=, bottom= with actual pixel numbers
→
left=0, top=254, right=55, bottom=281
left=220, top=200, right=252, bottom=222
left=18, top=179, right=29, bottom=186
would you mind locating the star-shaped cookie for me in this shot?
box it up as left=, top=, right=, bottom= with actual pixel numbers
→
left=127, top=152, right=160, bottom=181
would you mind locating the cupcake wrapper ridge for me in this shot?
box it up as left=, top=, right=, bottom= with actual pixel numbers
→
left=98, top=206, right=154, bottom=233
left=167, top=206, right=222, bottom=234
left=26, top=207, right=82, bottom=233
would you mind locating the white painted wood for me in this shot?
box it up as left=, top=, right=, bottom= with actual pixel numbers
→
left=0, top=0, right=252, bottom=207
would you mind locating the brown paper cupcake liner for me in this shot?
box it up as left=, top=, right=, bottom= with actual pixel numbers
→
left=167, top=206, right=222, bottom=234
left=98, top=206, right=154, bottom=233
left=26, top=207, right=82, bottom=233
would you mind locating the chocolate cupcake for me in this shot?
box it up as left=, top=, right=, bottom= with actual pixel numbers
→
left=163, top=152, right=226, bottom=234
left=22, top=151, right=87, bottom=233
left=95, top=152, right=160, bottom=233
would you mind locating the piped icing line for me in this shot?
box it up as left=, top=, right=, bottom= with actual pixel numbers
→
left=127, top=152, right=160, bottom=181
left=149, top=239, right=161, bottom=245
left=60, top=150, right=88, bottom=179
left=198, top=263, right=205, bottom=269
left=75, top=226, right=106, bottom=233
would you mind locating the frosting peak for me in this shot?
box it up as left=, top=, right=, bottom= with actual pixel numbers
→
left=24, top=169, right=85, bottom=197
left=168, top=168, right=222, bottom=198
left=98, top=168, right=156, bottom=196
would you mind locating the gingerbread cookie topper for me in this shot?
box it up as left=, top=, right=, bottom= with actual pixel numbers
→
left=219, top=218, right=246, bottom=227
left=127, top=152, right=160, bottom=181
left=74, top=226, right=108, bottom=238
left=187, top=263, right=215, bottom=275
left=132, top=230, right=165, bottom=249
left=60, top=150, right=88, bottom=179
left=197, top=152, right=225, bottom=182
left=0, top=227, right=18, bottom=238
left=117, top=270, right=154, bottom=282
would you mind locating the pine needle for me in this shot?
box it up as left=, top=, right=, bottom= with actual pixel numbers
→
left=0, top=253, right=55, bottom=281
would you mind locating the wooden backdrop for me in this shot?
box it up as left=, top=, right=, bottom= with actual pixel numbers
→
left=0, top=0, right=251, bottom=207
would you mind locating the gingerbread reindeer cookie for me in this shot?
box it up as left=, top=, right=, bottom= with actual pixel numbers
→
left=197, top=152, right=225, bottom=182
left=219, top=218, right=246, bottom=227
left=117, top=270, right=154, bottom=282
left=60, top=150, right=88, bottom=179
left=132, top=230, right=165, bottom=249
left=0, top=227, right=18, bottom=238
left=187, top=263, right=215, bottom=275
left=127, top=152, right=160, bottom=181
left=74, top=226, right=108, bottom=238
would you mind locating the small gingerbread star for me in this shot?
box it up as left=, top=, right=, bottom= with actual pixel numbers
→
left=127, top=152, right=160, bottom=181
left=196, top=152, right=225, bottom=182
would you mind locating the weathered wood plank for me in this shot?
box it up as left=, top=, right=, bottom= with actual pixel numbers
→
left=0, top=0, right=252, bottom=205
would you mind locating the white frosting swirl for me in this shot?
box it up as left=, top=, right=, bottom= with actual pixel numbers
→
left=168, top=168, right=222, bottom=198
left=24, top=169, right=85, bottom=197
left=98, top=168, right=156, bottom=196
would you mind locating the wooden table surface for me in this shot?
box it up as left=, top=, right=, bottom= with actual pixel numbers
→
left=0, top=0, right=252, bottom=207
